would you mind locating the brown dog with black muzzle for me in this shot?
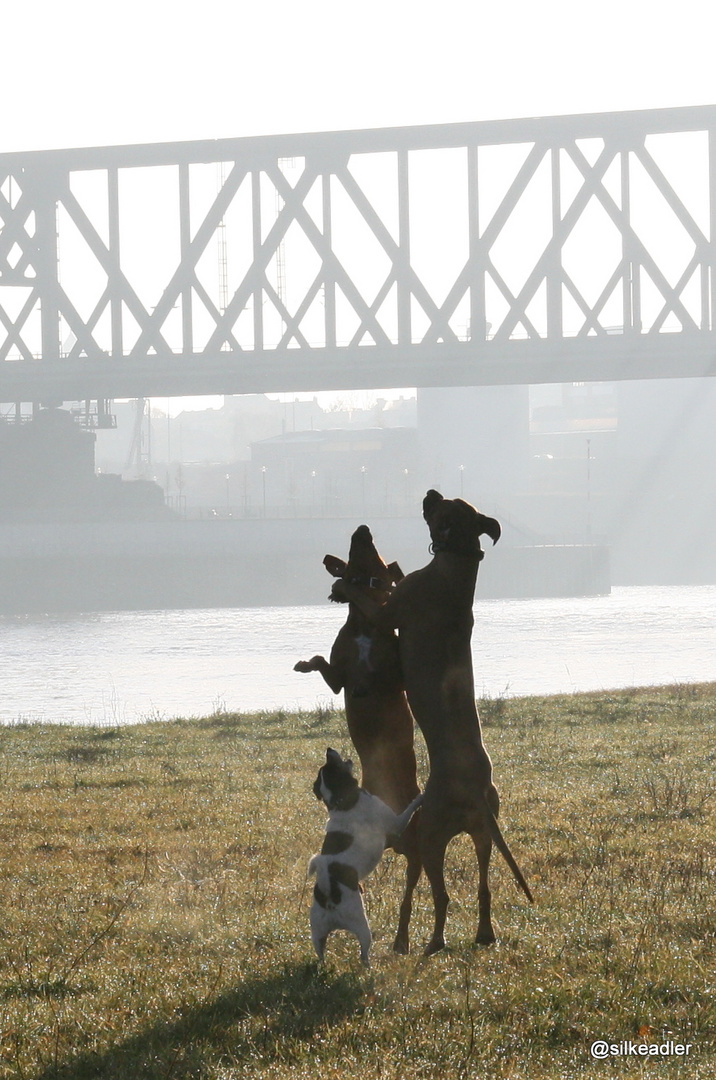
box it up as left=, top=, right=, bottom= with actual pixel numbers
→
left=294, top=524, right=423, bottom=954
left=335, top=491, right=533, bottom=955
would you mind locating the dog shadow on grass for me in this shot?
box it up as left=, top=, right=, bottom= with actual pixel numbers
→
left=35, top=961, right=366, bottom=1079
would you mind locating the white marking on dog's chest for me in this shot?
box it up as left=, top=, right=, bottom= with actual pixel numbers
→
left=355, top=634, right=372, bottom=665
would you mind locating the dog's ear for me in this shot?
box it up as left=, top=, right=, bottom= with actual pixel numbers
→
left=476, top=513, right=501, bottom=546
left=323, top=555, right=347, bottom=577
left=423, top=489, right=443, bottom=520
left=387, top=560, right=404, bottom=584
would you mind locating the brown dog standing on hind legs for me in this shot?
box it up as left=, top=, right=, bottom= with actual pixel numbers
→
left=294, top=524, right=423, bottom=954
left=335, top=491, right=533, bottom=956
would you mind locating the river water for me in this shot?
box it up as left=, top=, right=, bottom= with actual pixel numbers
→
left=0, top=585, right=714, bottom=726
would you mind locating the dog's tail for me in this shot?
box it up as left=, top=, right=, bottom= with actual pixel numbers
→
left=481, top=797, right=534, bottom=904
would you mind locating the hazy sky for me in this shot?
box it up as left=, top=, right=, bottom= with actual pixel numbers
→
left=6, top=0, right=714, bottom=153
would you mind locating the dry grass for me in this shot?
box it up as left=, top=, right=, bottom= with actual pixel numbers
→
left=0, top=684, right=714, bottom=1078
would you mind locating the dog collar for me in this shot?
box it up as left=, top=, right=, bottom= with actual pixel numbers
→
left=327, top=789, right=361, bottom=812
left=348, top=574, right=383, bottom=589
left=430, top=541, right=484, bottom=560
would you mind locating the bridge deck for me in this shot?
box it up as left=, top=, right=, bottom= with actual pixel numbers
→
left=1, top=334, right=715, bottom=403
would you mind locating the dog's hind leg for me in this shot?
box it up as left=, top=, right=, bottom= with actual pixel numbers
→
left=310, top=914, right=329, bottom=961
left=470, top=827, right=496, bottom=945
left=313, top=934, right=329, bottom=961
left=393, top=846, right=422, bottom=955
left=309, top=896, right=331, bottom=962
left=420, top=822, right=453, bottom=956
left=354, top=912, right=373, bottom=967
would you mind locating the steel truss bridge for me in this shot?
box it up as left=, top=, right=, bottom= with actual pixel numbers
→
left=1, top=104, right=716, bottom=407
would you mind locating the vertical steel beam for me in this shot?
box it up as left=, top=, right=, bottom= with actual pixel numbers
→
left=547, top=145, right=563, bottom=338
left=709, top=128, right=716, bottom=332
left=467, top=143, right=485, bottom=341
left=322, top=170, right=336, bottom=348
left=30, top=166, right=61, bottom=367
left=108, top=166, right=123, bottom=359
left=178, top=162, right=193, bottom=354
left=397, top=149, right=411, bottom=344
left=621, top=149, right=639, bottom=333
left=251, top=169, right=263, bottom=351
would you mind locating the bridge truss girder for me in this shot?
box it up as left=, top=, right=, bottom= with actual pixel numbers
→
left=1, top=104, right=716, bottom=403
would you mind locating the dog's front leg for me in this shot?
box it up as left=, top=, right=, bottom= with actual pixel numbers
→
left=394, top=793, right=424, bottom=835
left=385, top=793, right=424, bottom=847
left=293, top=656, right=344, bottom=695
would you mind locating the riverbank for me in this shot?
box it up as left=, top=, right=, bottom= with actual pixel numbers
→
left=2, top=683, right=715, bottom=1078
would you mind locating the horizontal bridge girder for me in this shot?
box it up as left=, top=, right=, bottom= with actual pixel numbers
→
left=1, top=334, right=715, bottom=403
left=3, top=104, right=716, bottom=171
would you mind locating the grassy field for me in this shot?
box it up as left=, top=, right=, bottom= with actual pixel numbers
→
left=0, top=683, right=714, bottom=1079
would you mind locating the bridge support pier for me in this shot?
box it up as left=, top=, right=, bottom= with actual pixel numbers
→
left=416, top=384, right=530, bottom=508
left=608, top=377, right=716, bottom=583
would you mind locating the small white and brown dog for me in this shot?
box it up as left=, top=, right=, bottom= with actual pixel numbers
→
left=308, top=747, right=423, bottom=966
